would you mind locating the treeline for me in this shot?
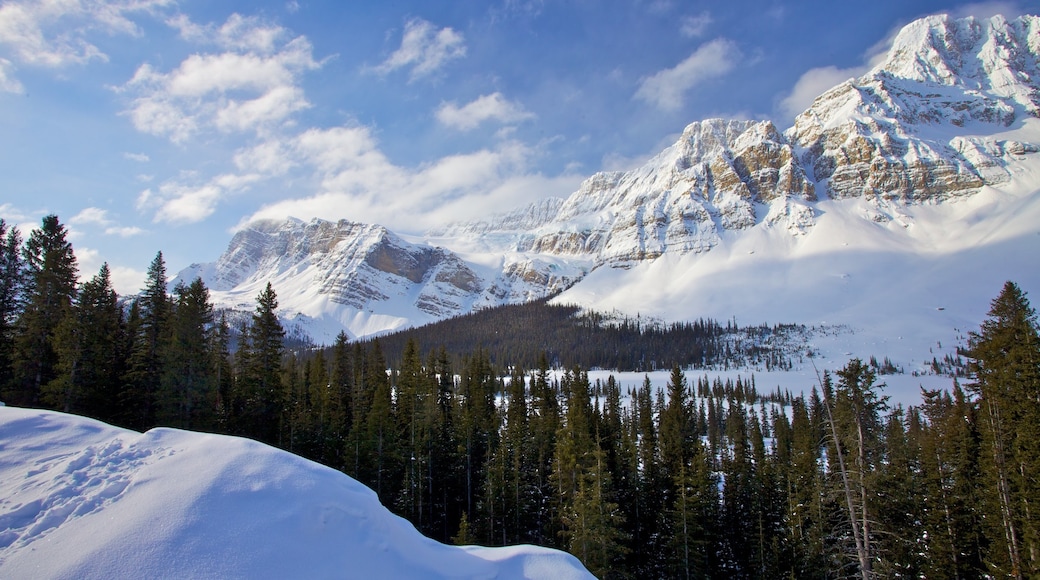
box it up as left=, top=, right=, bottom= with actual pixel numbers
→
left=368, top=300, right=803, bottom=372
left=3, top=215, right=1040, bottom=578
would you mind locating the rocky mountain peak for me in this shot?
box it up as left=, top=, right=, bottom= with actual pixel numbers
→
left=788, top=14, right=1039, bottom=204
left=876, top=14, right=1039, bottom=110
left=180, top=13, right=1040, bottom=343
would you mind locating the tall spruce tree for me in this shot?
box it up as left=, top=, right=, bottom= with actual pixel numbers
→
left=44, top=263, right=123, bottom=420
left=158, top=277, right=216, bottom=430
left=239, top=281, right=286, bottom=444
left=967, top=281, right=1040, bottom=578
left=122, top=251, right=171, bottom=429
left=0, top=219, right=24, bottom=393
left=10, top=215, right=78, bottom=406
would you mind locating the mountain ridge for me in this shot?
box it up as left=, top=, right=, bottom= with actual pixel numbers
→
left=174, top=13, right=1040, bottom=372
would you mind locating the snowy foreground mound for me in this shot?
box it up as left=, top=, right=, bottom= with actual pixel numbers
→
left=0, top=407, right=593, bottom=579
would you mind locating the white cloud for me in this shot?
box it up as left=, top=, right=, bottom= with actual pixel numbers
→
left=234, top=124, right=572, bottom=234
left=0, top=0, right=170, bottom=70
left=167, top=12, right=287, bottom=54
left=436, top=93, right=535, bottom=131
left=124, top=152, right=150, bottom=162
left=234, top=139, right=295, bottom=175
left=67, top=206, right=146, bottom=238
left=0, top=57, right=23, bottom=93
left=0, top=202, right=32, bottom=224
left=680, top=12, right=712, bottom=38
left=139, top=171, right=262, bottom=225
left=635, top=38, right=740, bottom=111
left=105, top=225, right=144, bottom=237
left=947, top=2, right=1022, bottom=19
left=75, top=247, right=146, bottom=294
left=122, top=15, right=319, bottom=143
left=777, top=65, right=865, bottom=120
left=371, top=18, right=466, bottom=81
left=70, top=207, right=111, bottom=226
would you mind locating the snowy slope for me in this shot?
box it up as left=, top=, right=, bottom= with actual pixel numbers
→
left=174, top=14, right=1040, bottom=380
left=0, top=406, right=593, bottom=580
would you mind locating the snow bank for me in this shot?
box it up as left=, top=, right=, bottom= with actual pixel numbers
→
left=0, top=407, right=593, bottom=580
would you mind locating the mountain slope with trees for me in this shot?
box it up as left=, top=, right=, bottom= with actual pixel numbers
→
left=3, top=213, right=1040, bottom=578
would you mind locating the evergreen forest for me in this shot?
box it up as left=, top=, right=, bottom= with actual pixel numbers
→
left=3, top=215, right=1040, bottom=579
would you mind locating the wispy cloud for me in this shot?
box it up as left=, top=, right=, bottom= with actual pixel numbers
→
left=777, top=65, right=865, bottom=120
left=68, top=206, right=146, bottom=238
left=680, top=12, right=712, bottom=38
left=137, top=172, right=262, bottom=225
left=232, top=123, right=581, bottom=233
left=371, top=18, right=466, bottom=81
left=947, top=1, right=1022, bottom=19
left=0, top=57, right=23, bottom=93
left=0, top=0, right=170, bottom=71
left=120, top=13, right=320, bottom=143
left=635, top=38, right=740, bottom=111
left=70, top=207, right=111, bottom=226
left=436, top=93, right=535, bottom=131
left=124, top=152, right=150, bottom=163
left=75, top=246, right=145, bottom=294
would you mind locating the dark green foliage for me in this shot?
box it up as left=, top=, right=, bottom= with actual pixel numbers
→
left=43, top=264, right=125, bottom=421
left=158, top=278, right=217, bottom=430
left=9, top=215, right=78, bottom=406
left=3, top=218, right=1039, bottom=580
left=365, top=299, right=801, bottom=373
left=234, top=282, right=287, bottom=444
left=0, top=220, right=24, bottom=392
left=120, top=251, right=171, bottom=429
left=966, top=281, right=1040, bottom=578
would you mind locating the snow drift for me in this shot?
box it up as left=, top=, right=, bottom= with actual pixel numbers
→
left=0, top=406, right=593, bottom=579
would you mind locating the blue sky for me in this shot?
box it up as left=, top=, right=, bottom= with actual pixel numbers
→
left=0, top=0, right=1028, bottom=294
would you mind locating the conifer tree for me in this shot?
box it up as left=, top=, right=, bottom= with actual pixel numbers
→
left=213, top=313, right=234, bottom=431
left=874, top=406, right=924, bottom=577
left=632, top=375, right=666, bottom=576
left=10, top=215, right=78, bottom=406
left=784, top=394, right=829, bottom=577
left=967, top=281, right=1040, bottom=578
left=561, top=442, right=628, bottom=578
left=122, top=251, right=170, bottom=429
left=158, top=277, right=216, bottom=430
left=237, top=282, right=286, bottom=443
left=44, top=263, right=123, bottom=420
left=0, top=220, right=24, bottom=392
left=529, top=353, right=560, bottom=546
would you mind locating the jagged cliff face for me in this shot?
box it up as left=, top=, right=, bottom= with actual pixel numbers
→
left=501, top=119, right=816, bottom=265
left=176, top=14, right=1040, bottom=342
left=789, top=14, right=1040, bottom=203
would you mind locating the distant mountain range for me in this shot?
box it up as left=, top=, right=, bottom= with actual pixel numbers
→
left=174, top=14, right=1040, bottom=370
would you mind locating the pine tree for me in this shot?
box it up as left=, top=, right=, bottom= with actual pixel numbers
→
left=0, top=219, right=24, bottom=393
left=529, top=353, right=560, bottom=546
left=784, top=394, right=829, bottom=578
left=121, top=251, right=171, bottom=429
left=821, top=360, right=888, bottom=579
left=561, top=442, right=629, bottom=578
left=158, top=277, right=216, bottom=430
left=237, top=282, right=286, bottom=443
left=632, top=374, right=666, bottom=576
left=213, top=313, right=234, bottom=431
left=10, top=215, right=78, bottom=406
left=43, top=264, right=123, bottom=420
left=966, top=281, right=1040, bottom=578
left=874, top=406, right=924, bottom=577
left=918, top=386, right=987, bottom=579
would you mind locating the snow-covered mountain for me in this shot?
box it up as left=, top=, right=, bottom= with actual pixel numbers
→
left=176, top=14, right=1040, bottom=371
left=0, top=406, right=593, bottom=579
